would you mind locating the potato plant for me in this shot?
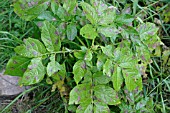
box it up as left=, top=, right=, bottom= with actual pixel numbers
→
left=5, top=0, right=162, bottom=112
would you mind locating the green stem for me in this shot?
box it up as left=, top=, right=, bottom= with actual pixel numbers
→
left=76, top=36, right=86, bottom=47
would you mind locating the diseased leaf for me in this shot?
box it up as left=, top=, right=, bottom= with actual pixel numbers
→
left=137, top=22, right=159, bottom=39
left=103, top=59, right=113, bottom=77
left=67, top=23, right=77, bottom=41
left=97, top=54, right=107, bottom=71
left=57, top=5, right=70, bottom=21
left=80, top=24, right=98, bottom=40
left=122, top=68, right=142, bottom=91
left=101, top=45, right=114, bottom=57
left=162, top=50, right=170, bottom=65
left=51, top=0, right=59, bottom=15
left=76, top=103, right=93, bottom=113
left=84, top=49, right=92, bottom=61
left=41, top=21, right=61, bottom=52
left=93, top=72, right=110, bottom=85
left=112, top=66, right=123, bottom=91
left=91, top=0, right=116, bottom=25
left=81, top=2, right=98, bottom=25
left=73, top=60, right=86, bottom=84
left=37, top=11, right=56, bottom=21
left=94, top=85, right=120, bottom=105
left=63, top=0, right=77, bottom=14
left=115, top=14, right=134, bottom=25
left=14, top=38, right=46, bottom=58
left=52, top=63, right=66, bottom=81
left=47, top=54, right=61, bottom=77
left=69, top=83, right=92, bottom=105
left=97, top=25, right=119, bottom=37
left=13, top=0, right=49, bottom=21
left=21, top=58, right=46, bottom=85
left=5, top=56, right=31, bottom=77
left=94, top=101, right=110, bottom=113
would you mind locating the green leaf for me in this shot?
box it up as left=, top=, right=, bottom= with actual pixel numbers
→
left=51, top=0, right=59, bottom=15
left=47, top=54, right=61, bottom=77
left=73, top=60, right=86, bottom=84
left=97, top=25, right=119, bottom=37
left=97, top=54, right=107, bottom=71
left=21, top=57, right=46, bottom=85
left=76, top=103, right=93, bottom=113
left=84, top=49, right=92, bottom=61
left=94, top=85, right=120, bottom=105
left=74, top=51, right=86, bottom=59
left=80, top=24, right=98, bottom=39
left=41, top=21, right=61, bottom=52
left=69, top=83, right=92, bottom=105
left=67, top=23, right=77, bottom=41
left=101, top=45, right=114, bottom=57
left=14, top=38, right=46, bottom=58
left=13, top=0, right=49, bottom=21
left=37, top=11, right=56, bottom=21
left=112, top=66, right=123, bottom=91
left=80, top=2, right=98, bottom=25
left=5, top=56, right=31, bottom=77
left=103, top=59, right=113, bottom=77
left=93, top=72, right=110, bottom=85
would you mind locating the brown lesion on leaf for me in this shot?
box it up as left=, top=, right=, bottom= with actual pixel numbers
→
left=10, top=67, right=15, bottom=70
left=31, top=43, right=35, bottom=46
left=21, top=68, right=26, bottom=72
left=13, top=60, right=18, bottom=64
left=55, top=39, right=59, bottom=45
left=81, top=61, right=86, bottom=69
